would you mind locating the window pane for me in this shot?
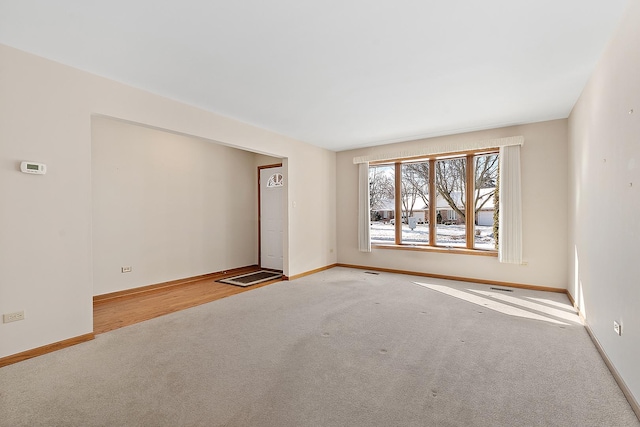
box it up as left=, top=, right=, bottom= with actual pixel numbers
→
left=401, top=162, right=429, bottom=244
left=435, top=158, right=466, bottom=247
left=473, top=154, right=499, bottom=250
left=369, top=165, right=395, bottom=243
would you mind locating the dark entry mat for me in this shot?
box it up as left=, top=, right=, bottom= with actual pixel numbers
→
left=217, top=271, right=282, bottom=287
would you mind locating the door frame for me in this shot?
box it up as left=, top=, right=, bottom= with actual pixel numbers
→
left=258, top=163, right=283, bottom=270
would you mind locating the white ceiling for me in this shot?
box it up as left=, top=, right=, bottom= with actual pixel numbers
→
left=0, top=1, right=629, bottom=151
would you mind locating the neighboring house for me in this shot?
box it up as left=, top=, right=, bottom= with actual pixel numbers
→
left=435, top=188, right=496, bottom=226
left=371, top=198, right=427, bottom=224
left=370, top=198, right=395, bottom=222
left=372, top=188, right=495, bottom=226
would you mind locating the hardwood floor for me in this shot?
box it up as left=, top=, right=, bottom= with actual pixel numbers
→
left=93, top=267, right=282, bottom=334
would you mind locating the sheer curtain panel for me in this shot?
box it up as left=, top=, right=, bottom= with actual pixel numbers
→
left=498, top=144, right=523, bottom=264
left=358, top=162, right=371, bottom=252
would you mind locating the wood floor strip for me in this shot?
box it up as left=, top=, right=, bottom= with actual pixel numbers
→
left=2, top=267, right=281, bottom=367
left=0, top=333, right=95, bottom=368
left=94, top=265, right=259, bottom=303
left=93, top=266, right=281, bottom=334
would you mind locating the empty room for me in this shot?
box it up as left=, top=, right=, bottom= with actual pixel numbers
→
left=1, top=1, right=639, bottom=425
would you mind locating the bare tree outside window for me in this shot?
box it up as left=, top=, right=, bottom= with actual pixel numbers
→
left=436, top=158, right=466, bottom=220
left=429, top=155, right=499, bottom=223
left=401, top=162, right=429, bottom=242
left=474, top=154, right=498, bottom=218
left=367, top=149, right=499, bottom=250
left=436, top=158, right=466, bottom=246
left=401, top=163, right=429, bottom=223
left=369, top=166, right=393, bottom=214
left=402, top=162, right=429, bottom=213
left=474, top=154, right=499, bottom=249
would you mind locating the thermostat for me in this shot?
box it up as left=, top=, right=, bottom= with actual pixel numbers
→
left=20, top=161, right=47, bottom=175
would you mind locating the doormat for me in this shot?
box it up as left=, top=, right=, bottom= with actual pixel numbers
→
left=217, top=270, right=282, bottom=287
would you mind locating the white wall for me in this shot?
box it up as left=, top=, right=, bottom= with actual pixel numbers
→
left=255, top=154, right=283, bottom=169
left=337, top=120, right=568, bottom=289
left=0, top=44, right=336, bottom=359
left=568, top=0, right=640, bottom=403
left=92, top=117, right=260, bottom=295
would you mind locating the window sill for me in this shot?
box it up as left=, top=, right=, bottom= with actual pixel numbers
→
left=371, top=243, right=498, bottom=257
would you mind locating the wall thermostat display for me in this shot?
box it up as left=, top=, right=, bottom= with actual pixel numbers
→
left=20, top=161, right=47, bottom=175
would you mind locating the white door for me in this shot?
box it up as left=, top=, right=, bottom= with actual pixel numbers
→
left=260, top=166, right=284, bottom=271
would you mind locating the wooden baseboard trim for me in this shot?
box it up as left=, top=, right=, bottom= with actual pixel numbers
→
left=582, top=322, right=640, bottom=420
left=335, top=263, right=566, bottom=293
left=0, top=333, right=95, bottom=368
left=567, top=291, right=639, bottom=421
left=565, top=290, right=576, bottom=307
left=565, top=292, right=589, bottom=326
left=285, top=264, right=338, bottom=281
left=93, top=265, right=259, bottom=303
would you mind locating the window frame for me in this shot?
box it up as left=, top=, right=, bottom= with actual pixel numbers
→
left=370, top=148, right=499, bottom=256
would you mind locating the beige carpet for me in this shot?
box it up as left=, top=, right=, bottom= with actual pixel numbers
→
left=0, top=267, right=638, bottom=426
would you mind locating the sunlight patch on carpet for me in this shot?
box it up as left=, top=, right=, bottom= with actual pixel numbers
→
left=413, top=281, right=578, bottom=325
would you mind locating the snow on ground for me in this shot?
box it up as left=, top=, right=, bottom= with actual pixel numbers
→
left=370, top=222, right=496, bottom=250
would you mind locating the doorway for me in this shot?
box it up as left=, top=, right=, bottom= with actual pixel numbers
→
left=259, top=164, right=284, bottom=271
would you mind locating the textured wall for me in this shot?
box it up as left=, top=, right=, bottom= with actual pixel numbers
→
left=91, top=117, right=259, bottom=295
left=568, top=0, right=640, bottom=404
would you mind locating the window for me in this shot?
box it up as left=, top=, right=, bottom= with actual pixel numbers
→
left=369, top=149, right=499, bottom=253
left=436, top=157, right=466, bottom=247
left=401, top=161, right=429, bottom=244
left=473, top=153, right=499, bottom=250
left=369, top=164, right=395, bottom=244
left=267, top=173, right=284, bottom=188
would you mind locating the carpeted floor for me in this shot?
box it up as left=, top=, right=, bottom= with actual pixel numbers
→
left=0, top=267, right=638, bottom=426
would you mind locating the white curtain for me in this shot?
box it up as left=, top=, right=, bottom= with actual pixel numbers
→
left=498, top=144, right=523, bottom=264
left=358, top=162, right=371, bottom=252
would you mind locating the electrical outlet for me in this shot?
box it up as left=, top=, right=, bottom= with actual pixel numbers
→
left=614, top=321, right=622, bottom=336
left=3, top=311, right=25, bottom=323
left=121, top=266, right=132, bottom=273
